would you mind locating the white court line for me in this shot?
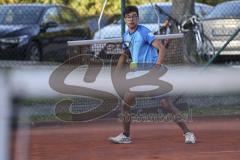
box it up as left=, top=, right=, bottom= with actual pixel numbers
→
left=198, top=150, right=240, bottom=154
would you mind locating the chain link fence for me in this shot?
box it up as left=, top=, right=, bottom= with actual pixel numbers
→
left=1, top=2, right=240, bottom=160
left=0, top=1, right=240, bottom=125
left=0, top=1, right=239, bottom=64
left=202, top=0, right=240, bottom=64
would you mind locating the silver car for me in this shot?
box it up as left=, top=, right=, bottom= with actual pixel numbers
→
left=93, top=2, right=212, bottom=58
left=202, top=0, right=240, bottom=61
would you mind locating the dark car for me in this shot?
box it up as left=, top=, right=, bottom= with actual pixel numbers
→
left=0, top=4, right=90, bottom=61
left=202, top=0, right=240, bottom=61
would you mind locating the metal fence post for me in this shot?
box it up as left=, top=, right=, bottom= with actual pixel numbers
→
left=121, top=0, right=126, bottom=36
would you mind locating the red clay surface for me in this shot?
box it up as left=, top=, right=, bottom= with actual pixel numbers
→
left=13, top=116, right=240, bottom=160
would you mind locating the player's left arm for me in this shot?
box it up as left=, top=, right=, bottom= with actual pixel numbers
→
left=152, top=39, right=166, bottom=66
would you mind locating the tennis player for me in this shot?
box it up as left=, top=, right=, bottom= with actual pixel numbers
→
left=109, top=5, right=196, bottom=144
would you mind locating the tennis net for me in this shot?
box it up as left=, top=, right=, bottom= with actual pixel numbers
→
left=67, top=33, right=185, bottom=64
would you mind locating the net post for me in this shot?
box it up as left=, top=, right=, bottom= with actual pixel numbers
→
left=0, top=70, right=11, bottom=160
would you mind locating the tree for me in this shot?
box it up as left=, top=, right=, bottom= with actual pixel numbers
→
left=171, top=0, right=196, bottom=64
left=196, top=0, right=226, bottom=6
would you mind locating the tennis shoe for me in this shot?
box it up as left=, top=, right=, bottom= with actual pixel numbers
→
left=184, top=132, right=196, bottom=144
left=108, top=133, right=132, bottom=144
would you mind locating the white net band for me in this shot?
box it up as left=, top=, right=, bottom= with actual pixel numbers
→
left=67, top=33, right=184, bottom=46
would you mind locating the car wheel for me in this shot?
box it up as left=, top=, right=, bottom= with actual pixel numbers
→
left=25, top=42, right=41, bottom=61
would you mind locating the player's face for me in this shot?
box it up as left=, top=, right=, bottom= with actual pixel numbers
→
left=124, top=12, right=139, bottom=31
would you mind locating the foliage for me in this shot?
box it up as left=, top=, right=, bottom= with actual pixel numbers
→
left=0, top=0, right=232, bottom=16
left=0, top=0, right=169, bottom=16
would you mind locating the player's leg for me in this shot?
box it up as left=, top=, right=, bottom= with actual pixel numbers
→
left=160, top=97, right=190, bottom=133
left=160, top=97, right=196, bottom=144
left=108, top=92, right=135, bottom=144
left=122, top=92, right=135, bottom=137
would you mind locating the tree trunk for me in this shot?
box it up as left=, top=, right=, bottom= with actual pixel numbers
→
left=171, top=0, right=196, bottom=64
left=62, top=0, right=70, bottom=5
left=172, top=0, right=194, bottom=22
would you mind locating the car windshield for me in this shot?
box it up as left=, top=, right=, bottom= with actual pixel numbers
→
left=205, top=2, right=240, bottom=19
left=0, top=6, right=43, bottom=25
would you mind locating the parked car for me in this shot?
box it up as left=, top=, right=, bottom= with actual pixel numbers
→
left=202, top=0, right=240, bottom=61
left=0, top=4, right=90, bottom=61
left=93, top=2, right=213, bottom=58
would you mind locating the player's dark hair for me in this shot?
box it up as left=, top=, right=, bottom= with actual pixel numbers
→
left=124, top=6, right=139, bottom=17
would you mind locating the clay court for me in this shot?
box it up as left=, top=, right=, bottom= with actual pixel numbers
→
left=12, top=116, right=240, bottom=160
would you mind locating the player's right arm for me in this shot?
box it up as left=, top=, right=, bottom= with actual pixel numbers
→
left=116, top=34, right=130, bottom=71
left=152, top=39, right=166, bottom=66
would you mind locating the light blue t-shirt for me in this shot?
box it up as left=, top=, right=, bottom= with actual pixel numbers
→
left=123, top=25, right=158, bottom=64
